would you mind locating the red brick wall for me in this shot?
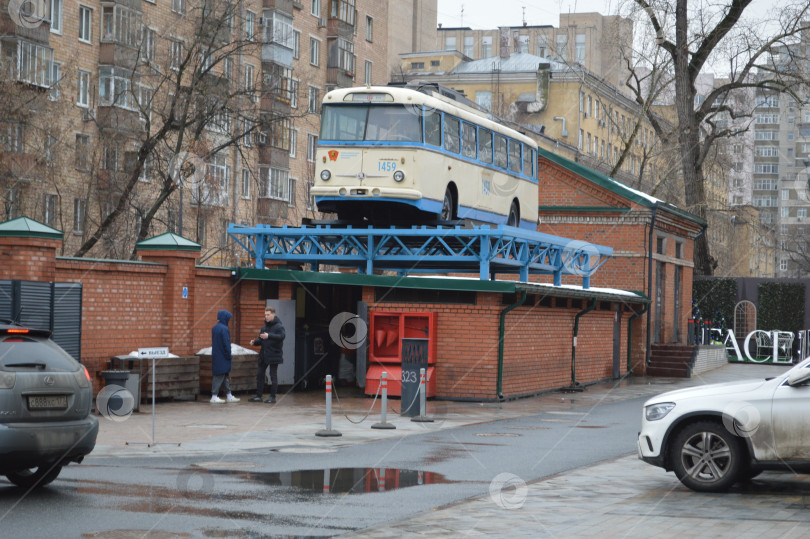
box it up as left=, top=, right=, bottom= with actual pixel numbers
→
left=0, top=237, right=61, bottom=282
left=362, top=288, right=631, bottom=400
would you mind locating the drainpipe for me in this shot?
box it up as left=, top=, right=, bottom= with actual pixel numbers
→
left=627, top=296, right=650, bottom=374
left=571, top=298, right=597, bottom=386
left=497, top=290, right=527, bottom=400
left=645, top=202, right=659, bottom=366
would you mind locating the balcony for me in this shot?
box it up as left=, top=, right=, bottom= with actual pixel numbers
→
left=99, top=42, right=139, bottom=70
left=326, top=66, right=354, bottom=88
left=257, top=197, right=289, bottom=220
left=0, top=9, right=51, bottom=44
left=263, top=0, right=294, bottom=14
left=328, top=0, right=355, bottom=38
left=97, top=106, right=143, bottom=135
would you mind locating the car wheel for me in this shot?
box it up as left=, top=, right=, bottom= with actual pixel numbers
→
left=507, top=201, right=519, bottom=227
left=6, top=464, right=63, bottom=489
left=672, top=421, right=743, bottom=492
left=440, top=188, right=455, bottom=221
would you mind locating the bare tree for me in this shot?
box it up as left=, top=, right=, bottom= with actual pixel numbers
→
left=618, top=0, right=810, bottom=275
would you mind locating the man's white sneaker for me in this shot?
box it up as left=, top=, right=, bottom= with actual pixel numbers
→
left=226, top=394, right=240, bottom=403
left=210, top=396, right=225, bottom=403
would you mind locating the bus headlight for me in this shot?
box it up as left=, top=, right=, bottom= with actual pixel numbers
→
left=320, top=170, right=331, bottom=181
left=393, top=170, right=405, bottom=182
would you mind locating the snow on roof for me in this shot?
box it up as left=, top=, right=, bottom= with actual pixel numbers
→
left=196, top=343, right=258, bottom=356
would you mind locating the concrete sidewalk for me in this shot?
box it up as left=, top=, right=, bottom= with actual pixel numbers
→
left=93, top=362, right=792, bottom=459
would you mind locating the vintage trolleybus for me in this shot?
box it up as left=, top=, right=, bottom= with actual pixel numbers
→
left=312, top=84, right=538, bottom=229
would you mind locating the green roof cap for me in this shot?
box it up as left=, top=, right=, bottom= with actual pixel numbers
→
left=0, top=216, right=63, bottom=240
left=538, top=148, right=707, bottom=227
left=136, top=232, right=201, bottom=251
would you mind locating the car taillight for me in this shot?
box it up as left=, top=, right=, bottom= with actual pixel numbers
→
left=0, top=372, right=15, bottom=389
left=7, top=329, right=29, bottom=334
left=73, top=366, right=91, bottom=388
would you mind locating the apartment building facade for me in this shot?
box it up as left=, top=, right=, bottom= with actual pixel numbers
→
left=434, top=12, right=633, bottom=94
left=0, top=0, right=433, bottom=266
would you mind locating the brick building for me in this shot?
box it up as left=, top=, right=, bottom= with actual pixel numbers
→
left=535, top=148, right=705, bottom=366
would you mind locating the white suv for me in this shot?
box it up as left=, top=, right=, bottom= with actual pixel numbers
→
left=638, top=358, right=810, bottom=492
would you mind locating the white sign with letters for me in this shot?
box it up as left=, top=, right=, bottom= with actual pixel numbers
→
left=723, top=330, right=794, bottom=364
left=138, top=347, right=169, bottom=359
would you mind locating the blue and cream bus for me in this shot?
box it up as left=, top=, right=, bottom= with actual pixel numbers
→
left=312, top=84, right=538, bottom=229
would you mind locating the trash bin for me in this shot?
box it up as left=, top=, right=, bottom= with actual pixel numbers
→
left=108, top=355, right=145, bottom=411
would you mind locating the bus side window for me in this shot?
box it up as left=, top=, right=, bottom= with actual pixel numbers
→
left=424, top=109, right=442, bottom=147
left=479, top=129, right=493, bottom=163
left=494, top=135, right=507, bottom=168
left=461, top=122, right=477, bottom=159
left=522, top=145, right=533, bottom=177
left=444, top=116, right=460, bottom=154
left=508, top=140, right=521, bottom=173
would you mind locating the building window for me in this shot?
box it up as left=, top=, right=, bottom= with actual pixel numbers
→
left=445, top=36, right=456, bottom=51
left=780, top=259, right=788, bottom=271
left=241, top=169, right=250, bottom=199
left=263, top=10, right=294, bottom=49
left=332, top=37, right=355, bottom=74
left=290, top=79, right=299, bottom=108
left=311, top=0, right=320, bottom=17
left=73, top=198, right=86, bottom=233
left=310, top=37, right=320, bottom=66
left=271, top=117, right=292, bottom=151
left=675, top=242, right=683, bottom=259
left=733, top=195, right=743, bottom=205
left=464, top=36, right=474, bottom=57
left=364, top=60, right=372, bottom=85
left=556, top=34, right=568, bottom=61
left=75, top=134, right=90, bottom=170
left=287, top=177, right=296, bottom=207
left=100, top=4, right=142, bottom=46
left=172, top=0, right=185, bottom=15
left=517, top=35, right=529, bottom=53
left=578, top=129, right=583, bottom=150
left=799, top=208, right=808, bottom=219
left=141, top=27, right=155, bottom=62
left=223, top=57, right=233, bottom=81
left=782, top=207, right=789, bottom=218
left=50, top=0, right=62, bottom=34
left=306, top=180, right=315, bottom=210
left=77, top=70, right=90, bottom=107
left=78, top=5, right=92, bottom=43
left=575, top=34, right=586, bottom=63
left=44, top=194, right=57, bottom=226
left=244, top=63, right=255, bottom=99
left=245, top=10, right=255, bottom=40
left=476, top=91, right=492, bottom=111
left=16, top=41, right=55, bottom=88
left=411, top=62, right=424, bottom=70
left=293, top=30, right=301, bottom=59
left=170, top=40, right=184, bottom=70
left=366, top=15, right=373, bottom=41
left=656, top=236, right=665, bottom=255
left=196, top=216, right=206, bottom=245
left=536, top=35, right=547, bottom=57
left=308, top=85, right=320, bottom=113
left=481, top=36, right=492, bottom=58
left=307, top=134, right=318, bottom=162
left=259, top=166, right=289, bottom=200
left=782, top=189, right=790, bottom=200
left=290, top=129, right=297, bottom=158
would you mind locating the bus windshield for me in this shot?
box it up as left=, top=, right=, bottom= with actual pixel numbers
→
left=320, top=105, right=423, bottom=142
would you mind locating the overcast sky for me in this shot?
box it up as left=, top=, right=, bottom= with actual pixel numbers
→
left=437, top=0, right=619, bottom=29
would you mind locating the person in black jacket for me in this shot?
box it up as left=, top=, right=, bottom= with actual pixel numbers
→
left=248, top=307, right=285, bottom=403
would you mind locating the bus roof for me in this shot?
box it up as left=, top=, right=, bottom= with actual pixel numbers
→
left=322, top=86, right=537, bottom=148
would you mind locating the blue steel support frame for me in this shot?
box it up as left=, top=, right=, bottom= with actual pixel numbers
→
left=228, top=224, right=612, bottom=289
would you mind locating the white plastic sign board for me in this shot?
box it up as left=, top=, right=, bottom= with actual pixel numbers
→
left=138, top=347, right=169, bottom=358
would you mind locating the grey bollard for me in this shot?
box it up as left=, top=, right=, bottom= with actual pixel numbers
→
left=372, top=371, right=396, bottom=429
left=411, top=367, right=434, bottom=423
left=316, top=375, right=342, bottom=437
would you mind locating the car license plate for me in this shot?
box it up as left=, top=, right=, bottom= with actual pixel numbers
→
left=28, top=395, right=68, bottom=409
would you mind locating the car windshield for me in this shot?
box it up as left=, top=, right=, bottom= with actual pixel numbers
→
left=0, top=336, right=79, bottom=372
left=320, top=105, right=422, bottom=142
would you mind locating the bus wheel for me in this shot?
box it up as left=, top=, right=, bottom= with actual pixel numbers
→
left=507, top=201, right=519, bottom=227
left=441, top=188, right=455, bottom=221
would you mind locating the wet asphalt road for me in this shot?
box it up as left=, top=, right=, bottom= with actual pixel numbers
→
left=0, top=396, right=645, bottom=537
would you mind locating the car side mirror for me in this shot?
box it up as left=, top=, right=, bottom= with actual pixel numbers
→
left=786, top=369, right=810, bottom=387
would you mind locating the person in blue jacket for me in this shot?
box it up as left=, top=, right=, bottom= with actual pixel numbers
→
left=211, top=310, right=239, bottom=403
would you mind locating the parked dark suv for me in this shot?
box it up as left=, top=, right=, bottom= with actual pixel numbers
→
left=0, top=322, right=98, bottom=488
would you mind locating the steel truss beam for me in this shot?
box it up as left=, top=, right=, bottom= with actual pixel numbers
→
left=228, top=224, right=612, bottom=289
